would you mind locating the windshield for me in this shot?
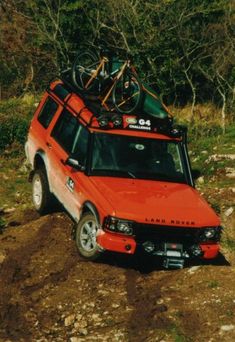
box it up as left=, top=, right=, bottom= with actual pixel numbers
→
left=91, top=133, right=187, bottom=183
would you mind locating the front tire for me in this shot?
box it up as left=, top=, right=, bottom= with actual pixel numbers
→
left=32, top=169, right=53, bottom=214
left=75, top=213, right=102, bottom=260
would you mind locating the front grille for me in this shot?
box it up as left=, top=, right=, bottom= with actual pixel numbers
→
left=133, top=223, right=201, bottom=244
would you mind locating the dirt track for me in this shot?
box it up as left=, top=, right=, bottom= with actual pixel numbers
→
left=0, top=208, right=235, bottom=342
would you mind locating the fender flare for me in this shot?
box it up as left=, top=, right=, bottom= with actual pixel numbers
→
left=30, top=151, right=51, bottom=191
left=82, top=201, right=101, bottom=225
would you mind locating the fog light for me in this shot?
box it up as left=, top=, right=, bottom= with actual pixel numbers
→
left=143, top=241, right=155, bottom=253
left=190, top=244, right=203, bottom=257
left=97, top=115, right=109, bottom=128
left=112, top=114, right=123, bottom=127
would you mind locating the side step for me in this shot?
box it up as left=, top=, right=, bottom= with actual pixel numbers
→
left=163, top=258, right=185, bottom=269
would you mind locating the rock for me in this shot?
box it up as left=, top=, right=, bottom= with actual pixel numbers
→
left=98, top=289, right=109, bottom=296
left=207, top=154, right=235, bottom=162
left=91, top=313, right=101, bottom=322
left=220, top=324, right=235, bottom=332
left=0, top=252, right=6, bottom=264
left=76, top=314, right=83, bottom=321
left=197, top=176, right=204, bottom=184
left=78, top=328, right=88, bottom=336
left=225, top=168, right=235, bottom=178
left=4, top=207, right=16, bottom=214
left=19, top=161, right=30, bottom=173
left=64, top=314, right=75, bottom=327
left=70, top=337, right=84, bottom=342
left=224, top=207, right=234, bottom=217
left=74, top=320, right=87, bottom=329
left=188, top=266, right=200, bottom=274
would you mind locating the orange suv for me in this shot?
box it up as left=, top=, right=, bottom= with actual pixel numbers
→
left=25, top=80, right=222, bottom=269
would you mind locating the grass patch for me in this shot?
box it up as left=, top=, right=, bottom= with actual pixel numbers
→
left=0, top=94, right=39, bottom=152
left=170, top=324, right=189, bottom=342
left=207, top=280, right=219, bottom=289
left=0, top=155, right=31, bottom=208
left=222, top=238, right=235, bottom=252
left=0, top=217, right=6, bottom=233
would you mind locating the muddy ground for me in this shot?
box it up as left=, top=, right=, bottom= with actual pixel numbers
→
left=0, top=202, right=235, bottom=342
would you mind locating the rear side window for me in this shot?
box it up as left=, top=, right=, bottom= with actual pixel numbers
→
left=38, top=97, right=58, bottom=128
left=51, top=109, right=78, bottom=153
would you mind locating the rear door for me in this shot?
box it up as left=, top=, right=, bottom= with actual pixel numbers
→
left=46, top=108, right=89, bottom=220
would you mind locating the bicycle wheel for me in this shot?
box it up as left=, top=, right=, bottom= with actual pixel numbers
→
left=71, top=50, right=100, bottom=93
left=112, top=70, right=143, bottom=114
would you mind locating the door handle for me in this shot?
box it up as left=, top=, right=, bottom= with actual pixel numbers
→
left=46, top=142, right=52, bottom=149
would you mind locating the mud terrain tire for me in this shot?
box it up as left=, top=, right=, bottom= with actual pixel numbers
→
left=32, top=168, right=53, bottom=214
left=75, top=213, right=102, bottom=260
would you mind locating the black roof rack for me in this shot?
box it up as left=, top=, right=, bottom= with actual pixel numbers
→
left=48, top=70, right=187, bottom=140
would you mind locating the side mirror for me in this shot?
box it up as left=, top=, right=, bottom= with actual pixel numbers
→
left=66, top=157, right=85, bottom=171
left=191, top=169, right=201, bottom=180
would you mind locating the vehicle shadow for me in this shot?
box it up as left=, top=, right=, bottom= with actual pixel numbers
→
left=95, top=251, right=230, bottom=274
left=95, top=252, right=163, bottom=274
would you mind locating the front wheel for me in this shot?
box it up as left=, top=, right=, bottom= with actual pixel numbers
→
left=112, top=71, right=143, bottom=114
left=75, top=213, right=102, bottom=260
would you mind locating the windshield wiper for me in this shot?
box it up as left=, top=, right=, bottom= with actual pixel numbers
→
left=127, top=171, right=136, bottom=179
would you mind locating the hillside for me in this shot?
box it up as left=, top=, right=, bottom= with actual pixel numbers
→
left=0, top=98, right=235, bottom=341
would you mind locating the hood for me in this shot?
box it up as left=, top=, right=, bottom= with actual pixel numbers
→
left=89, top=177, right=220, bottom=227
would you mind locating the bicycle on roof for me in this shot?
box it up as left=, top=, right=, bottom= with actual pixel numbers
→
left=71, top=42, right=143, bottom=114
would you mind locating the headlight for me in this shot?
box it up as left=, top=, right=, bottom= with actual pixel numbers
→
left=104, top=216, right=133, bottom=235
left=199, top=226, right=222, bottom=242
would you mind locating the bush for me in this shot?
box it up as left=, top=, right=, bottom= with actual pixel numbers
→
left=0, top=95, right=37, bottom=152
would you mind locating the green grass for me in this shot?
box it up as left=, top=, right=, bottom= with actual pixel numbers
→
left=0, top=156, right=31, bottom=208
left=207, top=280, right=219, bottom=289
left=0, top=94, right=38, bottom=152
left=170, top=324, right=189, bottom=342
left=222, top=238, right=235, bottom=252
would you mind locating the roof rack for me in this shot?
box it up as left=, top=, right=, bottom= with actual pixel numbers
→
left=48, top=70, right=186, bottom=140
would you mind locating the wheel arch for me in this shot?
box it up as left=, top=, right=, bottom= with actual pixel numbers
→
left=29, top=150, right=49, bottom=183
left=81, top=201, right=101, bottom=225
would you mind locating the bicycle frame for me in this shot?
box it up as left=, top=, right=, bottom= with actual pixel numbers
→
left=85, top=56, right=108, bottom=90
left=82, top=53, right=138, bottom=112
left=101, top=60, right=129, bottom=109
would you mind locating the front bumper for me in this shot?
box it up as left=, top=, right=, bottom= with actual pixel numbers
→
left=97, top=229, right=220, bottom=259
left=97, top=230, right=137, bottom=254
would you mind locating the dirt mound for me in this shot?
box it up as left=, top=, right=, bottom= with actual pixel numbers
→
left=1, top=211, right=235, bottom=341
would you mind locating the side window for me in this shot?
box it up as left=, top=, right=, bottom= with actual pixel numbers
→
left=71, top=125, right=89, bottom=165
left=38, top=97, right=58, bottom=128
left=51, top=109, right=78, bottom=153
left=168, top=143, right=183, bottom=173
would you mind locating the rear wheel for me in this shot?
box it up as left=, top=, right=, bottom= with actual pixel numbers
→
left=112, top=70, right=143, bottom=114
left=71, top=51, right=100, bottom=93
left=32, top=169, right=53, bottom=214
left=75, top=213, right=102, bottom=260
